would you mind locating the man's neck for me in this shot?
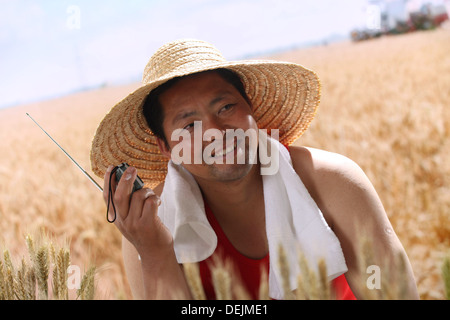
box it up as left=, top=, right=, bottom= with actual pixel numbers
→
left=194, top=163, right=268, bottom=259
left=195, top=164, right=264, bottom=221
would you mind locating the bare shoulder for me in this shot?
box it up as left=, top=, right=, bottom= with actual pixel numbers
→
left=121, top=181, right=165, bottom=299
left=289, top=146, right=419, bottom=299
left=289, top=146, right=419, bottom=298
left=288, top=145, right=366, bottom=182
left=289, top=145, right=394, bottom=264
left=288, top=146, right=379, bottom=226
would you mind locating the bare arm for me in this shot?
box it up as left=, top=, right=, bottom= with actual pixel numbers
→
left=103, top=167, right=191, bottom=299
left=290, top=146, right=419, bottom=299
left=122, top=235, right=190, bottom=299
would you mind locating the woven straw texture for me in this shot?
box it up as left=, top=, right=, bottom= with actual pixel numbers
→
left=90, top=39, right=321, bottom=188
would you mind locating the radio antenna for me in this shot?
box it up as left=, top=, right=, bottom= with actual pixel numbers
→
left=26, top=113, right=103, bottom=192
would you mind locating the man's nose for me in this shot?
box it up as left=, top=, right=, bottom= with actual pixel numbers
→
left=202, top=117, right=227, bottom=141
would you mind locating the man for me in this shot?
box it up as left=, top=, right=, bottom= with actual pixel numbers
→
left=90, top=39, right=419, bottom=299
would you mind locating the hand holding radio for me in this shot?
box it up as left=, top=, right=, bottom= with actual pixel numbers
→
left=105, top=163, right=145, bottom=223
left=26, top=113, right=180, bottom=293
left=103, top=164, right=174, bottom=259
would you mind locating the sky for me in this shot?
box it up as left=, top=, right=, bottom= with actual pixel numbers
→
left=0, top=0, right=447, bottom=109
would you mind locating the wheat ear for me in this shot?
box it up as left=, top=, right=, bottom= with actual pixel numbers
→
left=297, top=251, right=311, bottom=299
left=15, top=258, right=28, bottom=300
left=25, top=266, right=36, bottom=300
left=258, top=265, right=269, bottom=300
left=52, top=247, right=70, bottom=300
left=277, top=243, right=294, bottom=299
left=5, top=267, right=15, bottom=300
left=25, top=234, right=35, bottom=264
left=3, top=250, right=14, bottom=274
left=442, top=255, right=450, bottom=300
left=35, top=245, right=49, bottom=300
left=317, top=259, right=331, bottom=300
left=0, top=259, right=5, bottom=300
left=77, top=265, right=96, bottom=300
left=1, top=250, right=15, bottom=300
left=296, top=250, right=322, bottom=300
left=183, top=262, right=206, bottom=300
left=211, top=265, right=232, bottom=300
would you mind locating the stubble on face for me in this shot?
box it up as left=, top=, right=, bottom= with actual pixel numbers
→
left=204, top=135, right=256, bottom=182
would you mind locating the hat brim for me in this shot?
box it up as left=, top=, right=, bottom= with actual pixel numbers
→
left=90, top=59, right=320, bottom=188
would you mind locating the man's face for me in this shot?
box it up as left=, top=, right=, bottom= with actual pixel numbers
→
left=157, top=71, right=259, bottom=183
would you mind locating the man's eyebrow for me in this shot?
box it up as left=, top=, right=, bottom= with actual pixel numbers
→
left=172, top=110, right=197, bottom=126
left=208, top=95, right=227, bottom=108
left=171, top=92, right=234, bottom=125
left=209, top=91, right=234, bottom=108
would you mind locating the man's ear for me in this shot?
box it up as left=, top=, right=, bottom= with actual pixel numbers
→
left=156, top=137, right=171, bottom=159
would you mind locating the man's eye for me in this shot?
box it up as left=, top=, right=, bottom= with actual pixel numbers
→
left=183, top=123, right=194, bottom=130
left=219, top=104, right=235, bottom=113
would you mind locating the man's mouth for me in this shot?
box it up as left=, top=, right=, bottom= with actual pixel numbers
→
left=211, top=140, right=238, bottom=158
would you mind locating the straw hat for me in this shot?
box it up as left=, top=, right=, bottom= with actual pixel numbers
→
left=90, top=39, right=321, bottom=188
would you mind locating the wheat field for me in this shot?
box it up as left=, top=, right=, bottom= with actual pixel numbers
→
left=0, top=26, right=449, bottom=299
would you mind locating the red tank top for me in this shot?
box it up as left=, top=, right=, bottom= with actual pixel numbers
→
left=199, top=199, right=270, bottom=299
left=197, top=144, right=356, bottom=300
left=198, top=199, right=356, bottom=300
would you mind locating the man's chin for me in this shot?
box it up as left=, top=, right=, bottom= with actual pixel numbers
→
left=208, top=162, right=255, bottom=182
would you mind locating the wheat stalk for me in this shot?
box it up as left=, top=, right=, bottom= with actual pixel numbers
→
left=211, top=262, right=232, bottom=300
left=277, top=243, right=295, bottom=299
left=52, top=247, right=70, bottom=299
left=442, top=255, right=450, bottom=300
left=211, top=267, right=231, bottom=300
left=3, top=250, right=14, bottom=274
left=25, top=267, right=36, bottom=300
left=15, top=258, right=28, bottom=300
left=0, top=233, right=97, bottom=300
left=296, top=250, right=321, bottom=300
left=317, top=259, right=331, bottom=300
left=0, top=260, right=5, bottom=300
left=34, top=245, right=49, bottom=300
left=25, top=234, right=35, bottom=264
left=1, top=251, right=15, bottom=300
left=5, top=267, right=15, bottom=300
left=77, top=265, right=96, bottom=300
left=182, top=262, right=206, bottom=300
left=258, top=265, right=269, bottom=300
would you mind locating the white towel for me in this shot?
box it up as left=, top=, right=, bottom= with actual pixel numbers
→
left=157, top=133, right=348, bottom=300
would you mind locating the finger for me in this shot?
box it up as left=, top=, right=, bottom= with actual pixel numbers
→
left=140, top=192, right=162, bottom=223
left=113, top=166, right=137, bottom=220
left=113, top=189, right=156, bottom=242
left=127, top=188, right=156, bottom=224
